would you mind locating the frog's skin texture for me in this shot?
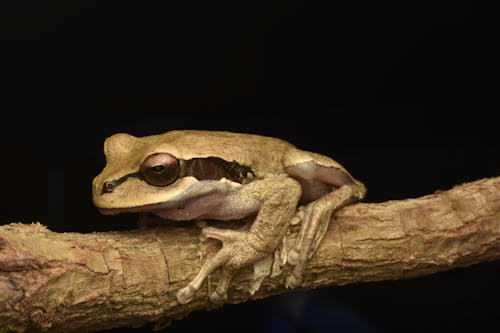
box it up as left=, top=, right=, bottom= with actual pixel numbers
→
left=92, top=130, right=366, bottom=304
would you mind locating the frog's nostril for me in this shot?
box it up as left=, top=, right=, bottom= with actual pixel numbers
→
left=99, top=174, right=134, bottom=194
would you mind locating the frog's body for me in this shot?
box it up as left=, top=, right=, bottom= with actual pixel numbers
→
left=93, top=130, right=365, bottom=304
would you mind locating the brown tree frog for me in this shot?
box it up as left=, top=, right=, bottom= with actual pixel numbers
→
left=92, top=130, right=365, bottom=304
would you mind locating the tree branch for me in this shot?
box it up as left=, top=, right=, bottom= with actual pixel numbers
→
left=0, top=177, right=499, bottom=332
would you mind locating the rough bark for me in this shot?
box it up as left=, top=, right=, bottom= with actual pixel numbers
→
left=0, top=177, right=498, bottom=333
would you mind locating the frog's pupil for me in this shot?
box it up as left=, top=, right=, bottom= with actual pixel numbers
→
left=152, top=165, right=165, bottom=173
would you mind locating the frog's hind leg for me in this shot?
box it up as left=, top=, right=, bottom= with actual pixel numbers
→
left=285, top=158, right=366, bottom=288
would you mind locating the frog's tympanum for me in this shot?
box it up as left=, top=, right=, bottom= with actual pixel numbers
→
left=93, top=130, right=365, bottom=304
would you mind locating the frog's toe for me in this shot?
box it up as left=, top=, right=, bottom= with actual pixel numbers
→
left=176, top=285, right=195, bottom=304
left=285, top=271, right=303, bottom=289
left=287, top=248, right=300, bottom=265
left=209, top=290, right=228, bottom=304
left=290, top=206, right=306, bottom=226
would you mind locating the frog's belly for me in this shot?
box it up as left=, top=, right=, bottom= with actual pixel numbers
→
left=152, top=191, right=262, bottom=221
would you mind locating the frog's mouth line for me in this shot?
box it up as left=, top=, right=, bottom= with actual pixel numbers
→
left=97, top=200, right=182, bottom=216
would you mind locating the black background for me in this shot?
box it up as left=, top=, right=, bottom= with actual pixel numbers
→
left=1, top=1, right=498, bottom=333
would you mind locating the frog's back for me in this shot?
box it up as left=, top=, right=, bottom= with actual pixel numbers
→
left=149, top=130, right=295, bottom=174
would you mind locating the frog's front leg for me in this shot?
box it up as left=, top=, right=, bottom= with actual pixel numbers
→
left=285, top=158, right=366, bottom=288
left=176, top=176, right=301, bottom=304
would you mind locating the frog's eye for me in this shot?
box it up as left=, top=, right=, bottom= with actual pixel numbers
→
left=141, top=153, right=180, bottom=187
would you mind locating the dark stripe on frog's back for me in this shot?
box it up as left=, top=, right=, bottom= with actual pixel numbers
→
left=159, top=130, right=295, bottom=174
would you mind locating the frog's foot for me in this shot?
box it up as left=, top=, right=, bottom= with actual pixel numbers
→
left=286, top=184, right=365, bottom=288
left=286, top=201, right=326, bottom=288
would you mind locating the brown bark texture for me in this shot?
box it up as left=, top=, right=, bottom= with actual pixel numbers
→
left=0, top=177, right=499, bottom=333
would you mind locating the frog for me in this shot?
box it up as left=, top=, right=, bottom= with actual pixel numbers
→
left=92, top=130, right=366, bottom=304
